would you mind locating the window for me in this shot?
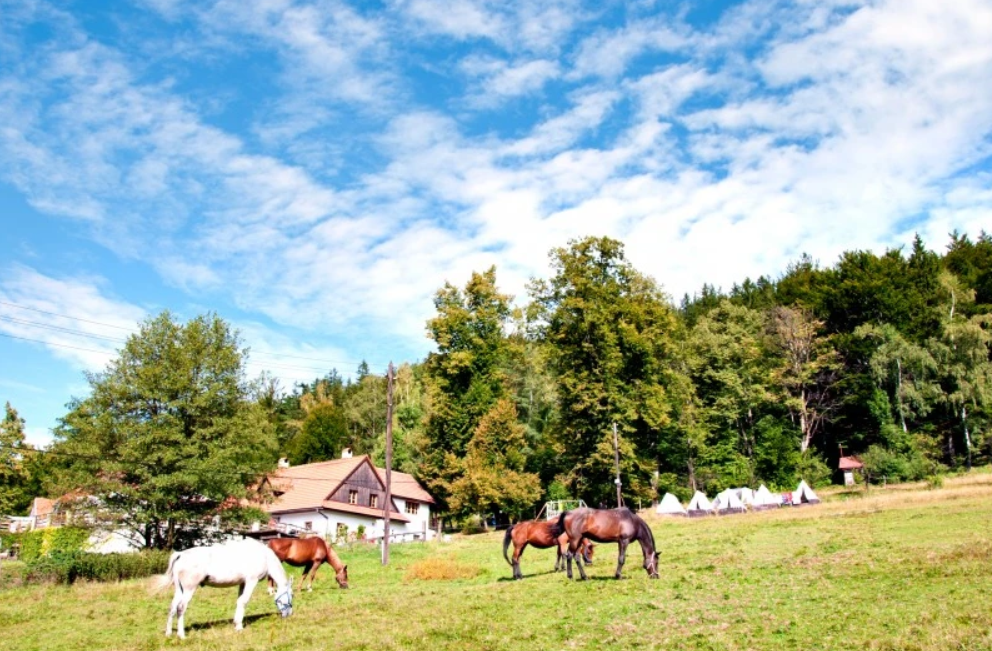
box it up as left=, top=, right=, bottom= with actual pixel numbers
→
left=336, top=523, right=348, bottom=541
left=348, top=490, right=358, bottom=505
left=405, top=501, right=419, bottom=515
left=304, top=521, right=312, bottom=531
left=369, top=494, right=379, bottom=509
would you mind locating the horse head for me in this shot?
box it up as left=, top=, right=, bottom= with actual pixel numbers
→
left=335, top=564, right=349, bottom=589
left=643, top=551, right=660, bottom=579
left=274, top=577, right=294, bottom=617
left=582, top=541, right=595, bottom=564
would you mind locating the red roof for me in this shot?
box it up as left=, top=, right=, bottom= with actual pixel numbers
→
left=839, top=456, right=864, bottom=470
left=261, top=455, right=432, bottom=520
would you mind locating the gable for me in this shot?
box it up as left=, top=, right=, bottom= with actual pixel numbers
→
left=329, top=459, right=401, bottom=512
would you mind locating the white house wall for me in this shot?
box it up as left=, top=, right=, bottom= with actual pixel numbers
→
left=274, top=498, right=432, bottom=543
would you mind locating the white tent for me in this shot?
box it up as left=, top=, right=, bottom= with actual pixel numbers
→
left=735, top=487, right=755, bottom=506
left=686, top=491, right=713, bottom=517
left=713, top=489, right=746, bottom=515
left=656, top=492, right=687, bottom=517
left=752, top=484, right=781, bottom=511
left=791, top=480, right=820, bottom=505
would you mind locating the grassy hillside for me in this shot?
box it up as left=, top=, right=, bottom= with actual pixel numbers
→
left=3, top=473, right=992, bottom=650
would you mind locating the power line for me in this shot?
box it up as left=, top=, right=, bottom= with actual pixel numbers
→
left=0, top=443, right=397, bottom=483
left=0, top=300, right=135, bottom=330
left=0, top=299, right=388, bottom=369
left=0, top=332, right=357, bottom=380
left=0, top=315, right=129, bottom=343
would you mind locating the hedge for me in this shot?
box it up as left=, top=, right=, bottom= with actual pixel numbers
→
left=17, top=527, right=90, bottom=561
left=25, top=550, right=172, bottom=585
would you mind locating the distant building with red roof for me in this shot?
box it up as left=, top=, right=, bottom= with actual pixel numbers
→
left=257, top=453, right=435, bottom=543
left=839, top=455, right=864, bottom=486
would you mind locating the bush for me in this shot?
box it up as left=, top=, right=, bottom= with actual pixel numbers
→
left=25, top=550, right=171, bottom=585
left=862, top=442, right=944, bottom=484
left=17, top=527, right=90, bottom=562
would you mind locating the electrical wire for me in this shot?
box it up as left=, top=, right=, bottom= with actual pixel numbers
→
left=0, top=299, right=391, bottom=370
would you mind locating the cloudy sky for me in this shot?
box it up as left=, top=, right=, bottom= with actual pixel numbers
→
left=2, top=0, right=992, bottom=447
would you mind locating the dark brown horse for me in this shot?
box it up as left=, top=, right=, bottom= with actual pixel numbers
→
left=555, top=507, right=659, bottom=580
left=502, top=515, right=594, bottom=580
left=267, top=537, right=348, bottom=590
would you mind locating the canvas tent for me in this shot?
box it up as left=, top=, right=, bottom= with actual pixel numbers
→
left=791, top=480, right=820, bottom=505
left=686, top=491, right=713, bottom=517
left=751, top=484, right=781, bottom=511
left=656, top=492, right=687, bottom=517
left=735, top=487, right=755, bottom=507
left=713, top=489, right=746, bottom=515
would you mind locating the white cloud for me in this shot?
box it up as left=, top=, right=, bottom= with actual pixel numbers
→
left=461, top=56, right=560, bottom=106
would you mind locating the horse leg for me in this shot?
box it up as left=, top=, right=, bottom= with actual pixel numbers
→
left=306, top=560, right=322, bottom=590
left=615, top=540, right=629, bottom=579
left=512, top=543, right=525, bottom=580
left=234, top=579, right=258, bottom=631
left=176, top=585, right=196, bottom=640
left=165, top=585, right=182, bottom=637
left=567, top=539, right=587, bottom=580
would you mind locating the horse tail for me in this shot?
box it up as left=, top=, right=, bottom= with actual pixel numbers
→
left=502, top=524, right=515, bottom=567
left=551, top=510, right=568, bottom=539
left=155, top=551, right=181, bottom=592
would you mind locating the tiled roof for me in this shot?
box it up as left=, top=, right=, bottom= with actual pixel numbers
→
left=372, top=467, right=436, bottom=504
left=30, top=497, right=54, bottom=519
left=838, top=456, right=864, bottom=470
left=263, top=455, right=434, bottom=515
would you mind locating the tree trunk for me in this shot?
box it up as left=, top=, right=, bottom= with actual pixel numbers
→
left=963, top=406, right=972, bottom=471
left=896, top=358, right=907, bottom=433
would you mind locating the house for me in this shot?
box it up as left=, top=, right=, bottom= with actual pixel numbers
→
left=8, top=495, right=139, bottom=553
left=260, top=454, right=435, bottom=544
left=838, top=456, right=864, bottom=486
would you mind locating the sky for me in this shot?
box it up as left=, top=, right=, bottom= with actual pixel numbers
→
left=2, top=0, right=992, bottom=448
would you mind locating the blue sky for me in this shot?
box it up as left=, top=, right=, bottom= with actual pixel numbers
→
left=2, top=0, right=992, bottom=447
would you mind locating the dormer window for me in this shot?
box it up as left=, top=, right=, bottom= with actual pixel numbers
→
left=369, top=494, right=379, bottom=509
left=348, top=490, right=358, bottom=505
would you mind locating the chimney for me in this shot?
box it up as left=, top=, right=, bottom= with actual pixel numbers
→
left=277, top=457, right=290, bottom=469
left=341, top=447, right=353, bottom=459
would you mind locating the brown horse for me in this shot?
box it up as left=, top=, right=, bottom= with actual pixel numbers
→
left=555, top=507, right=659, bottom=580
left=502, top=515, right=594, bottom=580
left=267, top=537, right=348, bottom=590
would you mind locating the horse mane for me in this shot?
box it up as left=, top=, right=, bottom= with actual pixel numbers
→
left=265, top=546, right=290, bottom=587
left=634, top=513, right=656, bottom=552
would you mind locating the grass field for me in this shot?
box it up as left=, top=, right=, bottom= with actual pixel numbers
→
left=3, top=474, right=992, bottom=651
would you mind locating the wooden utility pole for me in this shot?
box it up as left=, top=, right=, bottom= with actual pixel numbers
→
left=382, top=362, right=394, bottom=565
left=613, top=422, right=623, bottom=508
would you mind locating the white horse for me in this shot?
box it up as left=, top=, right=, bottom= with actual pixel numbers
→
left=162, top=538, right=293, bottom=639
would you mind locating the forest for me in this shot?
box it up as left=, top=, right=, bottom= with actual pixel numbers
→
left=2, top=231, right=991, bottom=536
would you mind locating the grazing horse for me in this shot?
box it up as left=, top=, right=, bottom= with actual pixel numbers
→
left=502, top=516, right=595, bottom=580
left=556, top=507, right=660, bottom=580
left=162, top=538, right=293, bottom=639
left=268, top=536, right=349, bottom=590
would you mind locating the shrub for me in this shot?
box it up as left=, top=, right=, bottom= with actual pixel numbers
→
left=24, top=550, right=171, bottom=585
left=17, top=527, right=90, bottom=562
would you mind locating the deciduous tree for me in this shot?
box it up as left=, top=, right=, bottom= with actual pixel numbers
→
left=51, top=311, right=277, bottom=549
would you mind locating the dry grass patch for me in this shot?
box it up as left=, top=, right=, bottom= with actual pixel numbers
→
left=404, top=555, right=482, bottom=581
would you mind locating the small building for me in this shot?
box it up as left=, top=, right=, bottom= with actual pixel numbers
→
left=839, top=456, right=864, bottom=486
left=259, top=454, right=435, bottom=544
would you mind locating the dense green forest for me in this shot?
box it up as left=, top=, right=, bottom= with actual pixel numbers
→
left=3, top=231, right=991, bottom=534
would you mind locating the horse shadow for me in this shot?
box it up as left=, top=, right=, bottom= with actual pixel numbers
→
left=184, top=613, right=279, bottom=632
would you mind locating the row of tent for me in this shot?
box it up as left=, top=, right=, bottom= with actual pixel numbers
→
left=656, top=481, right=820, bottom=517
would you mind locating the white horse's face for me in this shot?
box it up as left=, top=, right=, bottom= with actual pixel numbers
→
left=274, top=579, right=293, bottom=617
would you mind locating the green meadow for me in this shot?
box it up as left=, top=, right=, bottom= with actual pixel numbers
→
left=3, top=474, right=992, bottom=651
